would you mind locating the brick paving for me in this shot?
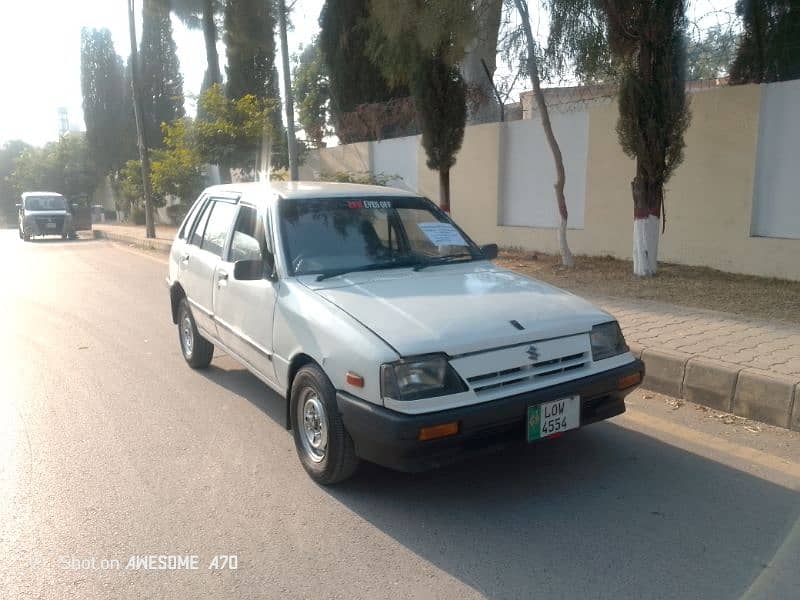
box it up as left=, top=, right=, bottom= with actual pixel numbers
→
left=94, top=223, right=800, bottom=383
left=595, top=296, right=800, bottom=380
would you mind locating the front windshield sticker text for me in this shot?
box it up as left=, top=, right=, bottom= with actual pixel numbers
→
left=346, top=200, right=392, bottom=209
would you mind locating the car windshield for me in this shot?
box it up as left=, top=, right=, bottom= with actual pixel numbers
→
left=25, top=195, right=67, bottom=211
left=279, top=196, right=482, bottom=277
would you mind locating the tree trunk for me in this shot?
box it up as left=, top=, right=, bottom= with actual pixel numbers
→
left=439, top=168, right=451, bottom=213
left=514, top=0, right=573, bottom=267
left=127, top=0, right=156, bottom=239
left=631, top=172, right=662, bottom=276
left=277, top=0, right=299, bottom=181
left=461, top=0, right=503, bottom=125
left=201, top=0, right=221, bottom=91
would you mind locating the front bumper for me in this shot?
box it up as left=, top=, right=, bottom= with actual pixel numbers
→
left=336, top=359, right=644, bottom=472
left=26, top=216, right=72, bottom=236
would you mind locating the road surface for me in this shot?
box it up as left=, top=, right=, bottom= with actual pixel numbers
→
left=1, top=229, right=798, bottom=599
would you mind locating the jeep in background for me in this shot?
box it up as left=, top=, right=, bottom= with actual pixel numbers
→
left=17, top=192, right=91, bottom=240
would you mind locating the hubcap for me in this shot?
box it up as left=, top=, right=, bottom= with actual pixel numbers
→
left=299, top=390, right=328, bottom=463
left=181, top=312, right=194, bottom=357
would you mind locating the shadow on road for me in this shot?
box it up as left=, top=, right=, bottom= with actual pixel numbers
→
left=198, top=357, right=799, bottom=599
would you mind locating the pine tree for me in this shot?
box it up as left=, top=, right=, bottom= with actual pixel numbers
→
left=80, top=28, right=134, bottom=175
left=139, top=0, right=186, bottom=148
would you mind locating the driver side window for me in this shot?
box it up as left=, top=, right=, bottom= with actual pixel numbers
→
left=228, top=205, right=265, bottom=263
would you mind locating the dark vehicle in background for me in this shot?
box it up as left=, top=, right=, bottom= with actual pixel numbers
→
left=17, top=192, right=92, bottom=240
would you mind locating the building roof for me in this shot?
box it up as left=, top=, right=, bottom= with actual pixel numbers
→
left=206, top=181, right=421, bottom=201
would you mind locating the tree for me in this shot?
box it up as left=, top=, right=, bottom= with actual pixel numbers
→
left=293, top=39, right=332, bottom=148
left=603, top=0, right=691, bottom=276
left=511, top=0, right=574, bottom=266
left=368, top=0, right=474, bottom=211
left=461, top=0, right=503, bottom=124
left=223, top=0, right=287, bottom=172
left=80, top=28, right=135, bottom=176
left=139, top=0, right=185, bottom=148
left=171, top=0, right=224, bottom=92
left=0, top=140, right=31, bottom=221
left=196, top=84, right=279, bottom=178
left=729, top=0, right=800, bottom=84
left=10, top=135, right=98, bottom=204
left=150, top=118, right=205, bottom=203
left=319, top=0, right=401, bottom=142
left=686, top=25, right=737, bottom=80
left=414, top=56, right=467, bottom=213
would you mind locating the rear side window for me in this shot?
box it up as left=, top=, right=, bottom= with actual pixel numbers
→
left=200, top=201, right=237, bottom=257
left=178, top=196, right=205, bottom=240
left=190, top=201, right=213, bottom=247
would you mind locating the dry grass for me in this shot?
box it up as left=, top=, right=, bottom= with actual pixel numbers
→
left=496, top=249, right=800, bottom=324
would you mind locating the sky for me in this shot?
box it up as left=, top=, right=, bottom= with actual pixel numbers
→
left=0, top=0, right=324, bottom=147
left=0, top=0, right=736, bottom=148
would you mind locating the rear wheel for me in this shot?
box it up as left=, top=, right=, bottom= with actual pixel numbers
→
left=177, top=298, right=214, bottom=369
left=290, top=364, right=359, bottom=485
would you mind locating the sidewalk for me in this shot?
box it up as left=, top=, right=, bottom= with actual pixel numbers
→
left=93, top=223, right=799, bottom=431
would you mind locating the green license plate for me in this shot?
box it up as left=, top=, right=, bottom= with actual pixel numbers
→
left=527, top=395, right=581, bottom=442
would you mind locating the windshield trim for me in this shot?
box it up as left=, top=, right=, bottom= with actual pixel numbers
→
left=276, top=195, right=483, bottom=278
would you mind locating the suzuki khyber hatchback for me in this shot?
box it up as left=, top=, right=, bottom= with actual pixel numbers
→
left=167, top=182, right=644, bottom=484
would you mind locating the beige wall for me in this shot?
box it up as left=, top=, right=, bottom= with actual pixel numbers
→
left=308, top=84, right=800, bottom=281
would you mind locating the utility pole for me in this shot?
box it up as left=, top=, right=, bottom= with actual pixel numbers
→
left=277, top=0, right=299, bottom=181
left=127, top=0, right=156, bottom=238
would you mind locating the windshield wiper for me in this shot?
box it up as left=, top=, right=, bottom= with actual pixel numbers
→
left=412, top=253, right=476, bottom=271
left=315, top=258, right=421, bottom=281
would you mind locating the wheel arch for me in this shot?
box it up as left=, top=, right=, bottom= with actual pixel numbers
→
left=284, top=352, right=320, bottom=430
left=170, top=282, right=186, bottom=324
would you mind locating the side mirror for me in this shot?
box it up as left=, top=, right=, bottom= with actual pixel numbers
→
left=481, top=243, right=499, bottom=260
left=233, top=259, right=265, bottom=280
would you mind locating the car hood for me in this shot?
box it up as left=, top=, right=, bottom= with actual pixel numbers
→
left=304, top=264, right=611, bottom=356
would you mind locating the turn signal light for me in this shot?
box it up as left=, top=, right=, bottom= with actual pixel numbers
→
left=346, top=372, right=365, bottom=388
left=617, top=372, right=642, bottom=390
left=418, top=421, right=459, bottom=442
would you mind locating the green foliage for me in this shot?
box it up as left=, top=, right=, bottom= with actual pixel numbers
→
left=81, top=28, right=135, bottom=175
left=139, top=0, right=185, bottom=148
left=150, top=119, right=205, bottom=203
left=293, top=39, right=331, bottom=147
left=0, top=140, right=31, bottom=220
left=196, top=84, right=279, bottom=175
left=120, top=159, right=164, bottom=209
left=414, top=56, right=467, bottom=173
left=10, top=136, right=99, bottom=206
left=685, top=26, right=737, bottom=80
left=730, top=0, right=800, bottom=84
left=319, top=0, right=400, bottom=141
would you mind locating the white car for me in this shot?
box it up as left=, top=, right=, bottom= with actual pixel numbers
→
left=167, top=182, right=644, bottom=484
left=17, top=191, right=77, bottom=240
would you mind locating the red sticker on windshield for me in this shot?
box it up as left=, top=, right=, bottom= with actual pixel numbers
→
left=347, top=200, right=364, bottom=209
left=346, top=200, right=391, bottom=209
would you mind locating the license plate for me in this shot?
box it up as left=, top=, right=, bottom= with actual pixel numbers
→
left=46, top=222, right=56, bottom=229
left=527, top=395, right=580, bottom=442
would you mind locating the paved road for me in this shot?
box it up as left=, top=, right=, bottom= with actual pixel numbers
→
left=1, top=229, right=798, bottom=600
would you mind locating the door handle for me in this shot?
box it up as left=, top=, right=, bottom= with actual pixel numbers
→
left=217, top=271, right=229, bottom=285
left=180, top=253, right=190, bottom=264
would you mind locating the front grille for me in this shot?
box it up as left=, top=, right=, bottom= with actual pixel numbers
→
left=467, top=352, right=589, bottom=395
left=34, top=215, right=65, bottom=233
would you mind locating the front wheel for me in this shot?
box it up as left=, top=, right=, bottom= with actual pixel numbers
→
left=177, top=298, right=214, bottom=369
left=290, top=364, right=359, bottom=485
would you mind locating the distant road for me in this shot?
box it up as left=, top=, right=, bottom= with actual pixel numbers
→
left=1, top=229, right=798, bottom=600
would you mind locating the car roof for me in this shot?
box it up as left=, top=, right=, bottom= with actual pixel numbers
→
left=203, top=181, right=421, bottom=204
left=22, top=191, right=65, bottom=198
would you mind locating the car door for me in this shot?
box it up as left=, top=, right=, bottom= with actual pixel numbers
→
left=182, top=197, right=238, bottom=337
left=212, top=202, right=278, bottom=383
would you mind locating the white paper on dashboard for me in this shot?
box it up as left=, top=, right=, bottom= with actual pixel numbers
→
left=417, top=222, right=467, bottom=246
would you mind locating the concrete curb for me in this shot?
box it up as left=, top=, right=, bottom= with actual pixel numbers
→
left=634, top=342, right=800, bottom=431
left=93, top=229, right=172, bottom=254
left=92, top=230, right=799, bottom=432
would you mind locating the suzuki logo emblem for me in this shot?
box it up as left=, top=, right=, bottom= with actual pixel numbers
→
left=526, top=345, right=539, bottom=361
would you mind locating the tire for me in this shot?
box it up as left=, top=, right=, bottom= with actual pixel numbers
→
left=290, top=364, right=359, bottom=485
left=177, top=298, right=214, bottom=369
left=18, top=227, right=22, bottom=239
left=23, top=231, right=30, bottom=241
left=61, top=233, right=67, bottom=240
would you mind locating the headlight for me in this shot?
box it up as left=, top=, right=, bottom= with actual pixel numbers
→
left=380, top=354, right=466, bottom=401
left=590, top=321, right=628, bottom=361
